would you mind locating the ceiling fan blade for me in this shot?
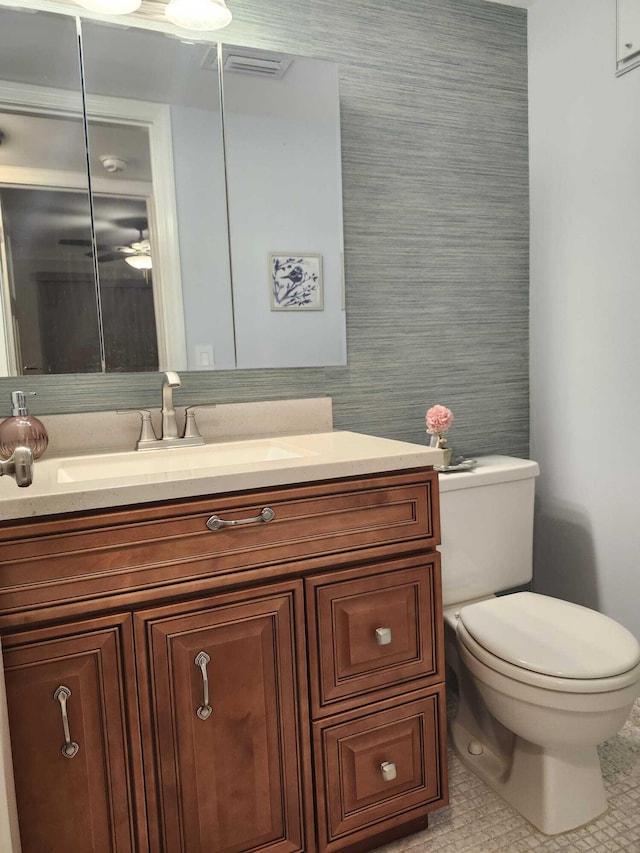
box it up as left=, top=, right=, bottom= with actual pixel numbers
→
left=63, top=240, right=117, bottom=255
left=114, top=216, right=148, bottom=233
left=59, top=238, right=93, bottom=247
left=96, top=251, right=125, bottom=263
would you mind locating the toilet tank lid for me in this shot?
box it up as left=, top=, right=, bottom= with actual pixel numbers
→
left=438, top=455, right=539, bottom=493
left=458, top=592, right=640, bottom=679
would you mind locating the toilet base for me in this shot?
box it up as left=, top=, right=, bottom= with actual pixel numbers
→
left=450, top=715, right=608, bottom=835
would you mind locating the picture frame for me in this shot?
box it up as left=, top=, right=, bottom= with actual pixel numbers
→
left=269, top=253, right=323, bottom=311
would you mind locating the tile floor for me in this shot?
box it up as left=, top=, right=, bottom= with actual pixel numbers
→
left=373, top=698, right=640, bottom=853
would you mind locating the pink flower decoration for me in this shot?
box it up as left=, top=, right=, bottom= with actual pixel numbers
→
left=426, top=404, right=453, bottom=435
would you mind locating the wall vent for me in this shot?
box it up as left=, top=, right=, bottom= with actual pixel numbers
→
left=223, top=53, right=292, bottom=77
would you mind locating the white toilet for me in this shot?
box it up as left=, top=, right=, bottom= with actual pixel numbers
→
left=439, top=455, right=640, bottom=835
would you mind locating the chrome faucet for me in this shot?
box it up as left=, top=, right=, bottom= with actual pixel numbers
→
left=0, top=446, right=34, bottom=487
left=120, top=371, right=206, bottom=451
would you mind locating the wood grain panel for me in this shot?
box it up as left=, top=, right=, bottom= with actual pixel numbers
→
left=314, top=688, right=448, bottom=852
left=136, top=583, right=306, bottom=853
left=307, top=556, right=443, bottom=716
left=0, top=469, right=438, bottom=619
left=1, top=614, right=144, bottom=853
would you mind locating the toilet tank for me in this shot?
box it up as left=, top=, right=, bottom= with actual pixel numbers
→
left=438, top=455, right=540, bottom=607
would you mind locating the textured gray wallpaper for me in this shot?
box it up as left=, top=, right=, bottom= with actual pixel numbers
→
left=0, top=0, right=529, bottom=459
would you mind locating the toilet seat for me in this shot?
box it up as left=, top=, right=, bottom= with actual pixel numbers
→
left=457, top=620, right=640, bottom=694
left=457, top=592, right=640, bottom=692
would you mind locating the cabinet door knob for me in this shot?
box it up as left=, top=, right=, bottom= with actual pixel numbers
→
left=375, top=626, right=392, bottom=646
left=195, top=651, right=213, bottom=720
left=54, top=685, right=79, bottom=759
left=380, top=761, right=397, bottom=782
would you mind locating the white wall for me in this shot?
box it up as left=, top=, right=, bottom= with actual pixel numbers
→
left=529, top=0, right=640, bottom=638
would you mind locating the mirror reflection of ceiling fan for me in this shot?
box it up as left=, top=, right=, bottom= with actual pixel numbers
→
left=59, top=217, right=152, bottom=270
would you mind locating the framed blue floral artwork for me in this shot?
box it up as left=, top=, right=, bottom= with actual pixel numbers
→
left=269, top=253, right=323, bottom=311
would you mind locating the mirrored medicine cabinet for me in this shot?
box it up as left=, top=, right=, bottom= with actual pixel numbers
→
left=0, top=5, right=346, bottom=378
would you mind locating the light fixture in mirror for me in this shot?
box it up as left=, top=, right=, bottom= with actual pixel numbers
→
left=125, top=253, right=152, bottom=270
left=74, top=0, right=142, bottom=13
left=164, top=0, right=232, bottom=31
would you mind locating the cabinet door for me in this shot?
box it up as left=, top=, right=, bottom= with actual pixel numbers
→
left=1, top=614, right=143, bottom=853
left=137, top=583, right=307, bottom=853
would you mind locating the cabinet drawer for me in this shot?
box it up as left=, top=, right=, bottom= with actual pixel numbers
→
left=0, top=469, right=438, bottom=619
left=314, top=688, right=447, bottom=852
left=306, top=556, right=443, bottom=716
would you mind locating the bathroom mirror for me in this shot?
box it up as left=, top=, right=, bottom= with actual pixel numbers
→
left=222, top=45, right=346, bottom=368
left=0, top=7, right=102, bottom=375
left=0, top=5, right=346, bottom=376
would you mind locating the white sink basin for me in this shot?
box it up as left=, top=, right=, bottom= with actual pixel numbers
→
left=55, top=438, right=311, bottom=483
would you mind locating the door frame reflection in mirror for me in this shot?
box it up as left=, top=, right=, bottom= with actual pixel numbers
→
left=0, top=79, right=188, bottom=374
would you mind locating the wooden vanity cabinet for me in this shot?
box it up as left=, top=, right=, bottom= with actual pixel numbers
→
left=0, top=467, right=447, bottom=853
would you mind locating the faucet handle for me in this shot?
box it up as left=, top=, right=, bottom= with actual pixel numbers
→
left=117, top=409, right=158, bottom=447
left=183, top=406, right=203, bottom=440
left=183, top=405, right=217, bottom=440
left=0, top=445, right=34, bottom=487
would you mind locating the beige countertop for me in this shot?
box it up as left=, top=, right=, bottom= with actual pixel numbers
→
left=0, top=430, right=443, bottom=522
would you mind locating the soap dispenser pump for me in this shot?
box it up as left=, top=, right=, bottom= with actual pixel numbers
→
left=0, top=391, right=49, bottom=461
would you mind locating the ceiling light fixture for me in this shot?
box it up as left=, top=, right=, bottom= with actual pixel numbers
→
left=125, top=254, right=152, bottom=270
left=74, top=0, right=142, bottom=14
left=164, top=0, right=232, bottom=31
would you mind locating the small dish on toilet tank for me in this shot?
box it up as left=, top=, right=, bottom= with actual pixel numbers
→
left=435, top=458, right=477, bottom=473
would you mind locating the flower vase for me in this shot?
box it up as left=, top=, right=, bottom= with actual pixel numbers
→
left=428, top=432, right=452, bottom=466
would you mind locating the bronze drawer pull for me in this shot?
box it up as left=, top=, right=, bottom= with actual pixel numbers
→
left=206, top=507, right=275, bottom=531
left=380, top=761, right=397, bottom=782
left=195, top=652, right=213, bottom=720
left=54, top=686, right=79, bottom=759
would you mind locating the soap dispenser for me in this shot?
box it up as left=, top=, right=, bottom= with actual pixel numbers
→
left=0, top=391, right=49, bottom=460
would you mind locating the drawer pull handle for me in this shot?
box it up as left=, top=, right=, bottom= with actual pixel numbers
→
left=195, top=651, right=213, bottom=720
left=206, top=507, right=275, bottom=531
left=54, top=686, right=79, bottom=759
left=380, top=761, right=397, bottom=782
left=375, top=627, right=392, bottom=646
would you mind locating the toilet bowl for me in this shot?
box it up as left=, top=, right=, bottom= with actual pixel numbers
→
left=438, top=457, right=640, bottom=835
left=445, top=593, right=640, bottom=835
